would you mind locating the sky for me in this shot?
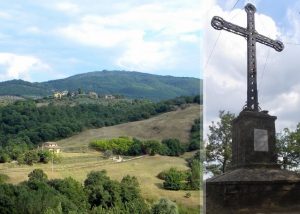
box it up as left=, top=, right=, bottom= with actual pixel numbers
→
left=203, top=0, right=300, bottom=134
left=0, top=0, right=201, bottom=82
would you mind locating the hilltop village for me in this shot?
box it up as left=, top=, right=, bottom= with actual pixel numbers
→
left=53, top=89, right=117, bottom=100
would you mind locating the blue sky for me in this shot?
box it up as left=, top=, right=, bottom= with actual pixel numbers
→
left=204, top=0, right=300, bottom=132
left=0, top=0, right=201, bottom=82
left=217, top=0, right=300, bottom=32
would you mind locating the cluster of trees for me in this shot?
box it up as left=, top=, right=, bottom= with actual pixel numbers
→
left=206, top=111, right=300, bottom=176
left=158, top=151, right=201, bottom=191
left=0, top=169, right=179, bottom=214
left=90, top=137, right=186, bottom=157
left=276, top=126, right=300, bottom=170
left=162, top=95, right=201, bottom=106
left=156, top=118, right=202, bottom=191
left=0, top=147, right=60, bottom=165
left=187, top=118, right=201, bottom=151
left=206, top=111, right=234, bottom=175
left=90, top=137, right=135, bottom=155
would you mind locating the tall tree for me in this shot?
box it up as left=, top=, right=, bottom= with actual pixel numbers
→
left=277, top=126, right=300, bottom=170
left=206, top=111, right=235, bottom=176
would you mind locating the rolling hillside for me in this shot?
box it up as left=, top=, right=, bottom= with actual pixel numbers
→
left=0, top=70, right=202, bottom=101
left=58, top=104, right=201, bottom=151
left=0, top=104, right=202, bottom=212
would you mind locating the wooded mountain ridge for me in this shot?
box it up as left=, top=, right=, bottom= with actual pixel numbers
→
left=0, top=70, right=202, bottom=101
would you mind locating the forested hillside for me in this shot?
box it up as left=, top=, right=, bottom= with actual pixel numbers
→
left=0, top=95, right=200, bottom=148
left=0, top=71, right=201, bottom=101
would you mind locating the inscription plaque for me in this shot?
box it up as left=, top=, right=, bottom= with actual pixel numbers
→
left=254, top=129, right=268, bottom=151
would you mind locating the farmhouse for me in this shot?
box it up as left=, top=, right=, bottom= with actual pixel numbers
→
left=42, top=142, right=61, bottom=153
left=53, top=92, right=62, bottom=99
left=53, top=90, right=69, bottom=99
left=89, top=92, right=98, bottom=99
left=105, top=95, right=115, bottom=99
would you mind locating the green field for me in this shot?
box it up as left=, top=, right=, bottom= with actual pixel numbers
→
left=0, top=105, right=202, bottom=211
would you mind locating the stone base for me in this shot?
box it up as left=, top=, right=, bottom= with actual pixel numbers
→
left=232, top=110, right=277, bottom=168
left=205, top=168, right=300, bottom=213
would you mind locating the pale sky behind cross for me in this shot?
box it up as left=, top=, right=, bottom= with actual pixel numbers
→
left=203, top=0, right=300, bottom=134
left=0, top=0, right=201, bottom=82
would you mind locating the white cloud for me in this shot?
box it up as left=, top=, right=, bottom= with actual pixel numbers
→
left=56, top=1, right=201, bottom=72
left=25, top=26, right=42, bottom=34
left=179, top=34, right=200, bottom=43
left=0, top=53, right=50, bottom=81
left=117, top=40, right=175, bottom=71
left=205, top=2, right=300, bottom=132
left=58, top=23, right=143, bottom=48
left=55, top=2, right=80, bottom=13
left=0, top=11, right=11, bottom=19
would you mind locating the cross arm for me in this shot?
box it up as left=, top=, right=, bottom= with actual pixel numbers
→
left=211, top=16, right=248, bottom=38
left=255, top=33, right=284, bottom=52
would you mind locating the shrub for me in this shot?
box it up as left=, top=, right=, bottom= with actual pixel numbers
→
left=84, top=170, right=120, bottom=208
left=188, top=139, right=200, bottom=151
left=151, top=198, right=178, bottom=214
left=28, top=169, right=48, bottom=183
left=162, top=139, right=185, bottom=156
left=120, top=175, right=140, bottom=202
left=0, top=174, right=9, bottom=184
left=157, top=171, right=167, bottom=180
left=0, top=152, right=10, bottom=163
left=184, top=192, right=191, bottom=198
left=144, top=140, right=162, bottom=156
left=38, top=150, right=52, bottom=163
left=186, top=160, right=201, bottom=190
left=127, top=138, right=144, bottom=156
left=23, top=150, right=39, bottom=165
left=163, top=168, right=187, bottom=190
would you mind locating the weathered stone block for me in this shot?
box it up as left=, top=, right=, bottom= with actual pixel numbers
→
left=232, top=110, right=278, bottom=168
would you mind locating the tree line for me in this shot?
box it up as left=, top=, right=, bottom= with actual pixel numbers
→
left=0, top=169, right=181, bottom=214
left=90, top=137, right=186, bottom=157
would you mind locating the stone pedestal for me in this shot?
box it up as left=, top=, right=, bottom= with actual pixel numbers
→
left=232, top=111, right=278, bottom=168
left=206, top=111, right=300, bottom=214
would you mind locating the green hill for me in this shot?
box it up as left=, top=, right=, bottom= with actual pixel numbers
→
left=0, top=80, right=50, bottom=98
left=0, top=71, right=201, bottom=101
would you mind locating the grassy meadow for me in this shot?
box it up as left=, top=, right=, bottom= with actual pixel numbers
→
left=58, top=104, right=201, bottom=151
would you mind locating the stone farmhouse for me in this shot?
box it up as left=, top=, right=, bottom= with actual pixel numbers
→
left=42, top=142, right=61, bottom=153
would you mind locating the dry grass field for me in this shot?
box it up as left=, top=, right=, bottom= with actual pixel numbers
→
left=0, top=152, right=201, bottom=211
left=0, top=104, right=202, bottom=212
left=58, top=104, right=201, bottom=151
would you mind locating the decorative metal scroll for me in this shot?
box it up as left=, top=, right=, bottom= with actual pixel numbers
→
left=211, top=3, right=284, bottom=111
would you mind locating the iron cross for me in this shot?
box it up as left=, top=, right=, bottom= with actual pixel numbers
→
left=211, top=3, right=284, bottom=111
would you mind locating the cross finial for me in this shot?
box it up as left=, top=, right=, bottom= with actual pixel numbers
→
left=211, top=3, right=284, bottom=111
